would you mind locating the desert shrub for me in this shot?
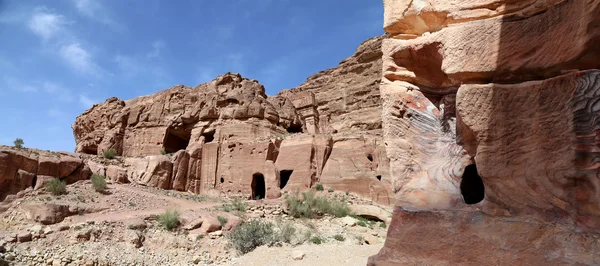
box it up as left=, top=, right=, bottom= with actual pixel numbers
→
left=91, top=173, right=107, bottom=193
left=103, top=148, right=117, bottom=159
left=315, top=184, right=324, bottom=191
left=328, top=188, right=334, bottom=193
left=357, top=220, right=367, bottom=227
left=380, top=221, right=386, bottom=228
left=285, top=190, right=351, bottom=219
left=13, top=138, right=24, bottom=149
left=333, top=234, right=345, bottom=241
left=160, top=149, right=167, bottom=155
left=223, top=198, right=247, bottom=213
left=46, top=178, right=66, bottom=196
left=228, top=220, right=276, bottom=254
left=217, top=216, right=228, bottom=227
left=157, top=210, right=180, bottom=231
left=310, top=235, right=326, bottom=245
left=278, top=222, right=296, bottom=244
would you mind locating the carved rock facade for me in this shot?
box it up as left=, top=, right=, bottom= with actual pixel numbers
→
left=72, top=36, right=393, bottom=204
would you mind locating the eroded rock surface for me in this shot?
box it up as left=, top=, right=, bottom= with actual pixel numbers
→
left=70, top=37, right=393, bottom=204
left=371, top=0, right=600, bottom=265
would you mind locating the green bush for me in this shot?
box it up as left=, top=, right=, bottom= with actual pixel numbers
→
left=217, top=216, right=228, bottom=227
left=46, top=178, right=66, bottom=196
left=327, top=188, right=334, bottom=193
left=315, top=184, right=324, bottom=191
left=160, top=149, right=167, bottom=155
left=228, top=220, right=276, bottom=254
left=278, top=222, right=296, bottom=244
left=285, top=190, right=351, bottom=219
left=13, top=138, right=24, bottom=149
left=380, top=222, right=386, bottom=228
left=157, top=210, right=180, bottom=231
left=357, top=220, right=367, bottom=227
left=333, top=234, right=345, bottom=241
left=103, top=148, right=117, bottom=159
left=310, top=236, right=325, bottom=245
left=91, top=173, right=107, bottom=193
left=223, top=198, right=247, bottom=213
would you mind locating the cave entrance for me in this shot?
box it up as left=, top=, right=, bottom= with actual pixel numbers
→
left=202, top=130, right=215, bottom=143
left=163, top=127, right=191, bottom=154
left=460, top=164, right=485, bottom=204
left=286, top=123, right=303, bottom=134
left=279, top=170, right=293, bottom=189
left=251, top=173, right=266, bottom=200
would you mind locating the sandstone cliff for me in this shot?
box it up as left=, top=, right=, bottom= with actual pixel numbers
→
left=70, top=36, right=393, bottom=205
left=370, top=0, right=600, bottom=265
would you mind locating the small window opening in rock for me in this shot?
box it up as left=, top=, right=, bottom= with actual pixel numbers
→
left=202, top=131, right=215, bottom=143
left=220, top=177, right=225, bottom=183
left=163, top=128, right=191, bottom=154
left=376, top=175, right=382, bottom=181
left=251, top=173, right=266, bottom=200
left=460, top=164, right=485, bottom=204
left=367, top=154, right=374, bottom=162
left=280, top=170, right=293, bottom=189
left=286, top=124, right=303, bottom=134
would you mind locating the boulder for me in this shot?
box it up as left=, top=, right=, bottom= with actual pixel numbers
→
left=16, top=232, right=32, bottom=243
left=199, top=215, right=221, bottom=234
left=140, top=156, right=172, bottom=189
left=23, top=204, right=72, bottom=225
left=106, top=165, right=128, bottom=183
left=341, top=216, right=357, bottom=227
left=292, top=250, right=305, bottom=261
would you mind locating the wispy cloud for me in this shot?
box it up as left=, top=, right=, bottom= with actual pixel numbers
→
left=59, top=43, right=102, bottom=76
left=146, top=40, right=166, bottom=59
left=72, top=0, right=122, bottom=29
left=26, top=6, right=70, bottom=41
left=78, top=94, right=97, bottom=108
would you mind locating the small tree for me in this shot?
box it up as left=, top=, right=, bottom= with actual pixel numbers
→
left=217, top=216, right=228, bottom=227
left=13, top=138, right=24, bottom=149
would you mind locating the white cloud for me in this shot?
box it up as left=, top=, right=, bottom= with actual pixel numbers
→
left=59, top=43, right=101, bottom=76
left=78, top=94, right=97, bottom=108
left=27, top=6, right=70, bottom=40
left=147, top=40, right=166, bottom=58
left=72, top=0, right=121, bottom=29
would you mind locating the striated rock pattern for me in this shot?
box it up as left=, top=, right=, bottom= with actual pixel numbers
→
left=70, top=37, right=394, bottom=205
left=371, top=0, right=600, bottom=265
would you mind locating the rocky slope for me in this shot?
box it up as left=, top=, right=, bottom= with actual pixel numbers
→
left=370, top=0, right=600, bottom=265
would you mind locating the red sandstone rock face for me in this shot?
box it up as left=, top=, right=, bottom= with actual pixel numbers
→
left=70, top=37, right=393, bottom=204
left=371, top=0, right=600, bottom=265
left=0, top=147, right=90, bottom=200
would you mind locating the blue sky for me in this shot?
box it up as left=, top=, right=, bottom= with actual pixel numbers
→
left=0, top=0, right=383, bottom=152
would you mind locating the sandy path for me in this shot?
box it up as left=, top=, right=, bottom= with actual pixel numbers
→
left=230, top=243, right=383, bottom=266
left=69, top=184, right=222, bottom=223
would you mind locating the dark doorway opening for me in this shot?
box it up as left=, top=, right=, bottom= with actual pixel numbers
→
left=367, top=154, right=374, bottom=162
left=286, top=123, right=303, bottom=133
left=31, top=175, right=37, bottom=188
left=376, top=175, right=382, bottom=181
left=460, top=164, right=485, bottom=204
left=220, top=177, right=224, bottom=183
left=163, top=128, right=191, bottom=153
left=202, top=130, right=215, bottom=143
left=279, top=170, right=293, bottom=189
left=251, top=173, right=266, bottom=200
